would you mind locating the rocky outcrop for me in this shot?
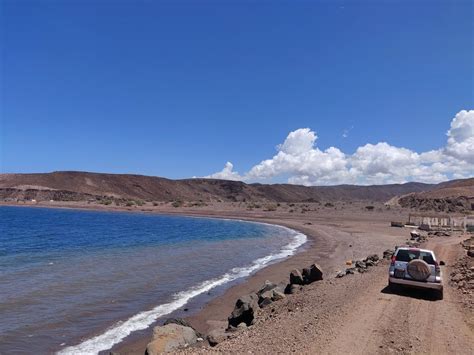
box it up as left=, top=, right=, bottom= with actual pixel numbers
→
left=398, top=194, right=473, bottom=213
left=145, top=324, right=198, bottom=354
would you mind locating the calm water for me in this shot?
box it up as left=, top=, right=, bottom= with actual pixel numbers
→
left=0, top=206, right=306, bottom=354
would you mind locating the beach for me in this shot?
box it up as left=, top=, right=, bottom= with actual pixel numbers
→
left=1, top=200, right=414, bottom=354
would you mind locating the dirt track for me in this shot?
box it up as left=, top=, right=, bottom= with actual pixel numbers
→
left=191, top=236, right=473, bottom=354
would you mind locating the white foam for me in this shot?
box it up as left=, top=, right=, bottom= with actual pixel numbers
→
left=57, top=225, right=307, bottom=355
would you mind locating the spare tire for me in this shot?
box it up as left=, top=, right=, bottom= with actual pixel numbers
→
left=407, top=259, right=431, bottom=281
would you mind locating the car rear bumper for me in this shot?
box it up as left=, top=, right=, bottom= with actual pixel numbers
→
left=389, top=277, right=443, bottom=291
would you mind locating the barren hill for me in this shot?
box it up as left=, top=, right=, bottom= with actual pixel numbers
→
left=398, top=178, right=474, bottom=212
left=0, top=171, right=434, bottom=203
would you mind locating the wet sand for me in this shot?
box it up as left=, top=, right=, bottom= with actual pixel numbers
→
left=1, top=201, right=412, bottom=354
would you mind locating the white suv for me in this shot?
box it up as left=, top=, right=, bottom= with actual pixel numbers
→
left=388, top=247, right=443, bottom=299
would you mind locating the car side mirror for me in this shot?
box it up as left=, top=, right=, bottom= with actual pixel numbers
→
left=439, top=261, right=446, bottom=266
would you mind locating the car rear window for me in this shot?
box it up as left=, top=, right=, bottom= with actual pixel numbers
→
left=420, top=251, right=436, bottom=265
left=396, top=249, right=418, bottom=262
left=395, top=249, right=436, bottom=265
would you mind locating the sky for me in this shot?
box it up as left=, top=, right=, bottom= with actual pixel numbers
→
left=1, top=0, right=473, bottom=185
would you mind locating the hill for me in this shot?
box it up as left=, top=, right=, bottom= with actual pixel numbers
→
left=398, top=178, right=474, bottom=212
left=0, top=171, right=434, bottom=203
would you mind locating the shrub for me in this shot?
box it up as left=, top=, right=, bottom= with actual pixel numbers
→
left=172, top=200, right=183, bottom=208
left=264, top=204, right=277, bottom=212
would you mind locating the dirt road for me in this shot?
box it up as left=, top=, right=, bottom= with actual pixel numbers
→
left=196, top=236, right=473, bottom=354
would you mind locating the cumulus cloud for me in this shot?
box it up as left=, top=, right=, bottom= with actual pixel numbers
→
left=205, top=110, right=474, bottom=185
left=445, top=110, right=474, bottom=163
left=204, top=162, right=243, bottom=181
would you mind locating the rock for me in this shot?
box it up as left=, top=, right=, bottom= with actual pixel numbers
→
left=345, top=267, right=356, bottom=275
left=336, top=271, right=346, bottom=278
left=207, top=329, right=231, bottom=347
left=302, top=263, right=323, bottom=283
left=452, top=273, right=464, bottom=282
left=355, top=260, right=367, bottom=269
left=284, top=283, right=301, bottom=294
left=145, top=324, right=197, bottom=355
left=468, top=247, right=474, bottom=258
left=258, top=290, right=273, bottom=307
left=257, top=280, right=277, bottom=296
left=365, top=260, right=375, bottom=267
left=367, top=254, right=380, bottom=262
left=237, top=322, right=247, bottom=330
left=228, top=293, right=259, bottom=327
left=258, top=288, right=286, bottom=307
left=272, top=289, right=286, bottom=301
left=163, top=318, right=203, bottom=338
left=290, top=269, right=304, bottom=285
left=383, top=249, right=394, bottom=259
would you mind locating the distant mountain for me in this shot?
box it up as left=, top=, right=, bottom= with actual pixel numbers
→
left=0, top=171, right=435, bottom=203
left=398, top=178, right=474, bottom=213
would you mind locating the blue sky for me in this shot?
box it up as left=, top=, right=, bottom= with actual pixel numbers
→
left=2, top=0, right=473, bottom=184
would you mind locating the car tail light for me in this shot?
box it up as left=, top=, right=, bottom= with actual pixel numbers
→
left=391, top=255, right=396, bottom=266
left=435, top=261, right=440, bottom=274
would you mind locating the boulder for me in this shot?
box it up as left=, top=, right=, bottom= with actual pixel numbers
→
left=258, top=290, right=274, bottom=308
left=468, top=247, right=474, bottom=258
left=163, top=318, right=203, bottom=338
left=272, top=289, right=286, bottom=301
left=228, top=293, right=259, bottom=327
left=257, top=280, right=277, bottom=296
left=355, top=260, right=367, bottom=269
left=290, top=269, right=304, bottom=285
left=258, top=288, right=286, bottom=307
left=336, top=270, right=346, bottom=278
left=303, top=263, right=323, bottom=283
left=145, top=324, right=197, bottom=355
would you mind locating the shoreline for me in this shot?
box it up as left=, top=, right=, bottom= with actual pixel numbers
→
left=1, top=201, right=411, bottom=354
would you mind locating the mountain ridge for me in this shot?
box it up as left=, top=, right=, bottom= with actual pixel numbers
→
left=0, top=171, right=439, bottom=203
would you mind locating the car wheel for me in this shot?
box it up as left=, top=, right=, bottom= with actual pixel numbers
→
left=434, top=289, right=443, bottom=300
left=388, top=280, right=397, bottom=292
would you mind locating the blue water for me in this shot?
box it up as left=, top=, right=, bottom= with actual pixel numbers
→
left=0, top=206, right=306, bottom=354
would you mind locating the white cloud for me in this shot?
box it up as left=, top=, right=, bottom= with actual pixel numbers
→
left=445, top=110, right=474, bottom=163
left=205, top=110, right=474, bottom=185
left=204, top=161, right=243, bottom=181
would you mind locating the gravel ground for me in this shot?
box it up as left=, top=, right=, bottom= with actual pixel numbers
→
left=179, top=236, right=473, bottom=354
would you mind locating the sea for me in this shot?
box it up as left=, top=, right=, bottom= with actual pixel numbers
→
left=0, top=206, right=306, bottom=354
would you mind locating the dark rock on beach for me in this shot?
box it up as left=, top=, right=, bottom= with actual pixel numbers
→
left=303, top=263, right=324, bottom=283
left=290, top=269, right=304, bottom=285
left=228, top=293, right=259, bottom=328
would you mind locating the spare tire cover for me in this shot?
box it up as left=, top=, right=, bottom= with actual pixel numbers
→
left=407, top=259, right=431, bottom=281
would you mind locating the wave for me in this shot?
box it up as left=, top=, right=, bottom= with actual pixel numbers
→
left=57, top=226, right=307, bottom=355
